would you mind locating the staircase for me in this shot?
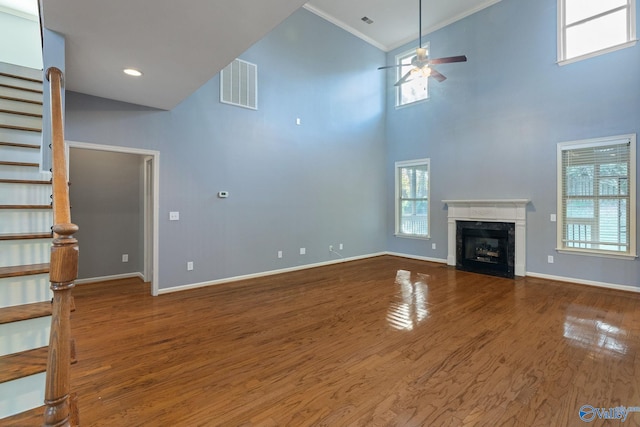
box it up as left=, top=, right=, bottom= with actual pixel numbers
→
left=0, top=62, right=72, bottom=423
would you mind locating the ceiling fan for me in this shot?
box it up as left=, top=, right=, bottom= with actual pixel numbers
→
left=378, top=0, right=467, bottom=86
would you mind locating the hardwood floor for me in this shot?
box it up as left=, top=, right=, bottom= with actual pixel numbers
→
left=65, top=256, right=639, bottom=426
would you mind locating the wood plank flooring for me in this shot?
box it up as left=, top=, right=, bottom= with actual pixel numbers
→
left=65, top=256, right=639, bottom=426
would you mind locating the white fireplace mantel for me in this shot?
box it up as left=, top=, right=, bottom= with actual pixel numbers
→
left=442, top=199, right=530, bottom=276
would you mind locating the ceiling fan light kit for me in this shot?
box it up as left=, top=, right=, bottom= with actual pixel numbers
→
left=378, top=0, right=467, bottom=86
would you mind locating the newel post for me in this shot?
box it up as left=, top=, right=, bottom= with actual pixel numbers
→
left=44, top=65, right=80, bottom=426
left=43, top=223, right=79, bottom=427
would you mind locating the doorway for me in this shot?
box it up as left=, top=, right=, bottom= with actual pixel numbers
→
left=66, top=141, right=159, bottom=295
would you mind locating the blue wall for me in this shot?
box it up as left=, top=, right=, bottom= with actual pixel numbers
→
left=64, top=9, right=387, bottom=291
left=62, top=0, right=639, bottom=291
left=385, top=0, right=639, bottom=287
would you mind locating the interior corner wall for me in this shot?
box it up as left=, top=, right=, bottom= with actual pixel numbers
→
left=384, top=0, right=640, bottom=288
left=69, top=149, right=143, bottom=280
left=63, top=8, right=388, bottom=291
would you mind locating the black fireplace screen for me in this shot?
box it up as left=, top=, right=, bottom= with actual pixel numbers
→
left=456, top=221, right=515, bottom=278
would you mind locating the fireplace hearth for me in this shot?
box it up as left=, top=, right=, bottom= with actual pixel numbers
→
left=456, top=221, right=515, bottom=278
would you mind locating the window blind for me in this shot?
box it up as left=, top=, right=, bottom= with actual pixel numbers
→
left=560, top=137, right=631, bottom=253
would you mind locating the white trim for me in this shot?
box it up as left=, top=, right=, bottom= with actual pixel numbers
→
left=559, top=40, right=638, bottom=66
left=385, top=251, right=447, bottom=264
left=148, top=251, right=638, bottom=297
left=302, top=4, right=387, bottom=51
left=304, top=1, right=501, bottom=52
left=75, top=272, right=144, bottom=285
left=386, top=0, right=503, bottom=52
left=65, top=140, right=160, bottom=296
left=526, top=271, right=640, bottom=294
left=556, top=134, right=636, bottom=259
left=442, top=199, right=530, bottom=276
left=0, top=6, right=39, bottom=21
left=158, top=252, right=386, bottom=295
left=395, top=158, right=431, bottom=239
left=557, top=0, right=636, bottom=64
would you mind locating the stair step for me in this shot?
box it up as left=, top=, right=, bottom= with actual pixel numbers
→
left=0, top=238, right=51, bottom=268
left=0, top=210, right=52, bottom=235
left=0, top=341, right=76, bottom=385
left=0, top=346, right=48, bottom=384
left=0, top=86, right=42, bottom=103
left=0, top=160, right=39, bottom=167
left=0, top=232, right=52, bottom=240
left=0, top=403, right=44, bottom=424
left=0, top=301, right=51, bottom=324
left=0, top=298, right=75, bottom=324
left=0, top=71, right=43, bottom=84
left=0, top=263, right=49, bottom=279
left=0, top=124, right=42, bottom=133
left=0, top=94, right=42, bottom=106
left=0, top=111, right=43, bottom=130
left=0, top=108, right=42, bottom=118
left=0, top=205, right=51, bottom=210
left=0, top=83, right=42, bottom=94
left=0, top=178, right=50, bottom=185
left=0, top=141, right=40, bottom=149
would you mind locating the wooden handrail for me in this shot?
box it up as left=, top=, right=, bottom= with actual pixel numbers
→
left=44, top=67, right=79, bottom=427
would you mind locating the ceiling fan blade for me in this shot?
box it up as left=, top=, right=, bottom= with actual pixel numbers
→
left=394, top=69, right=414, bottom=87
left=377, top=64, right=404, bottom=70
left=428, top=55, right=468, bottom=65
left=429, top=68, right=447, bottom=82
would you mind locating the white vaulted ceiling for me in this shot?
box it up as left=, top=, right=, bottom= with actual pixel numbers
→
left=36, top=0, right=501, bottom=110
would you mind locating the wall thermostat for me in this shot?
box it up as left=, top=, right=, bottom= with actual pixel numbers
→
left=217, top=191, right=229, bottom=198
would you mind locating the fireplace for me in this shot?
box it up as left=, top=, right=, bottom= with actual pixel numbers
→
left=443, top=199, right=529, bottom=277
left=456, top=221, right=515, bottom=278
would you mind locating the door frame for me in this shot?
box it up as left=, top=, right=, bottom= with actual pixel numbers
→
left=66, top=140, right=160, bottom=296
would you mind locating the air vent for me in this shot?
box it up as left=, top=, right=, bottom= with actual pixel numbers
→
left=361, top=16, right=374, bottom=24
left=220, top=58, right=258, bottom=110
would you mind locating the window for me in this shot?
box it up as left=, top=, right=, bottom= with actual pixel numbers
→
left=558, top=0, right=636, bottom=63
left=396, top=159, right=430, bottom=238
left=396, top=47, right=429, bottom=107
left=557, top=135, right=636, bottom=258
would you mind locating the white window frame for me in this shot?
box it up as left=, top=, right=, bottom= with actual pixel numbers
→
left=558, top=0, right=637, bottom=65
left=395, top=158, right=431, bottom=239
left=395, top=46, right=429, bottom=108
left=556, top=134, right=636, bottom=259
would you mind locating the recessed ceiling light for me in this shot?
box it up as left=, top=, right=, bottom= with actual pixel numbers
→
left=123, top=68, right=143, bottom=77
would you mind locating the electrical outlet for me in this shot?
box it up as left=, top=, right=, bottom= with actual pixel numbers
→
left=278, top=250, right=283, bottom=259
left=547, top=255, right=554, bottom=264
left=329, top=245, right=333, bottom=252
left=169, top=211, right=180, bottom=221
left=339, top=243, right=343, bottom=250
left=122, top=254, right=128, bottom=262
left=187, top=261, right=194, bottom=271
left=300, top=247, right=306, bottom=255
left=432, top=243, right=436, bottom=250
left=550, top=214, right=557, bottom=222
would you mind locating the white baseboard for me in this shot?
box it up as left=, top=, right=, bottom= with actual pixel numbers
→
left=157, top=251, right=639, bottom=296
left=385, top=252, right=448, bottom=264
left=158, top=252, right=387, bottom=295
left=526, top=271, right=640, bottom=293
left=75, top=272, right=144, bottom=285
